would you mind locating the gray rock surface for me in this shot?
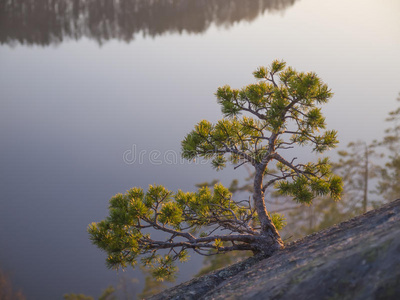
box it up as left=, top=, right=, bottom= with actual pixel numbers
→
left=149, top=199, right=400, bottom=300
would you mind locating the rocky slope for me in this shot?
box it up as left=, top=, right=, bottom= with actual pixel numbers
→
left=149, top=199, right=400, bottom=300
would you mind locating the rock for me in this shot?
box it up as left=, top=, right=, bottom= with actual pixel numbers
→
left=148, top=199, right=400, bottom=300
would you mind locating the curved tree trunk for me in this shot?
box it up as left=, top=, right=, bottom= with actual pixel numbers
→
left=253, top=166, right=284, bottom=255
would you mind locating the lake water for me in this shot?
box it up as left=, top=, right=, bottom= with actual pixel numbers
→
left=1, top=0, right=399, bottom=298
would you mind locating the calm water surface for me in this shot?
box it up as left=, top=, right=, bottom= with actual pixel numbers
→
left=0, top=0, right=399, bottom=298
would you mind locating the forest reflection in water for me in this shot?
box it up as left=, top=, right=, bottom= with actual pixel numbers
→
left=0, top=0, right=299, bottom=46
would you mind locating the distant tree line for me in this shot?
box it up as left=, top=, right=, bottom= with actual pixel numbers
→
left=0, top=0, right=298, bottom=46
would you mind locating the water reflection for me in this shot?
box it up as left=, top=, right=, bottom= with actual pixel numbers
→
left=0, top=0, right=298, bottom=46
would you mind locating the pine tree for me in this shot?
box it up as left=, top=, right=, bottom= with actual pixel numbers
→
left=88, top=60, right=342, bottom=280
left=335, top=141, right=381, bottom=213
left=376, top=93, right=400, bottom=202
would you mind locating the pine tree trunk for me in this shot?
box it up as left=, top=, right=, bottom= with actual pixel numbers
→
left=253, top=167, right=284, bottom=255
left=363, top=144, right=369, bottom=213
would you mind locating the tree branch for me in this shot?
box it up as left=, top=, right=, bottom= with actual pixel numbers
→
left=272, top=152, right=307, bottom=179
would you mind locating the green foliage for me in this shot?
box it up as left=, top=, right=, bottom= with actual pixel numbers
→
left=193, top=179, right=287, bottom=276
left=283, top=92, right=400, bottom=238
left=276, top=159, right=342, bottom=204
left=282, top=141, right=380, bottom=239
left=89, top=183, right=257, bottom=281
left=196, top=94, right=398, bottom=247
left=90, top=60, right=342, bottom=281
left=270, top=213, right=287, bottom=230
left=182, top=60, right=341, bottom=204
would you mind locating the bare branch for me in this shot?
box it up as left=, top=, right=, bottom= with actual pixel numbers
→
left=142, top=216, right=196, bottom=241
left=272, top=152, right=307, bottom=178
left=220, top=141, right=257, bottom=165
left=234, top=161, right=249, bottom=170
left=262, top=173, right=292, bottom=191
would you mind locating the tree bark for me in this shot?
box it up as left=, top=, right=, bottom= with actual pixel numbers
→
left=253, top=165, right=284, bottom=255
